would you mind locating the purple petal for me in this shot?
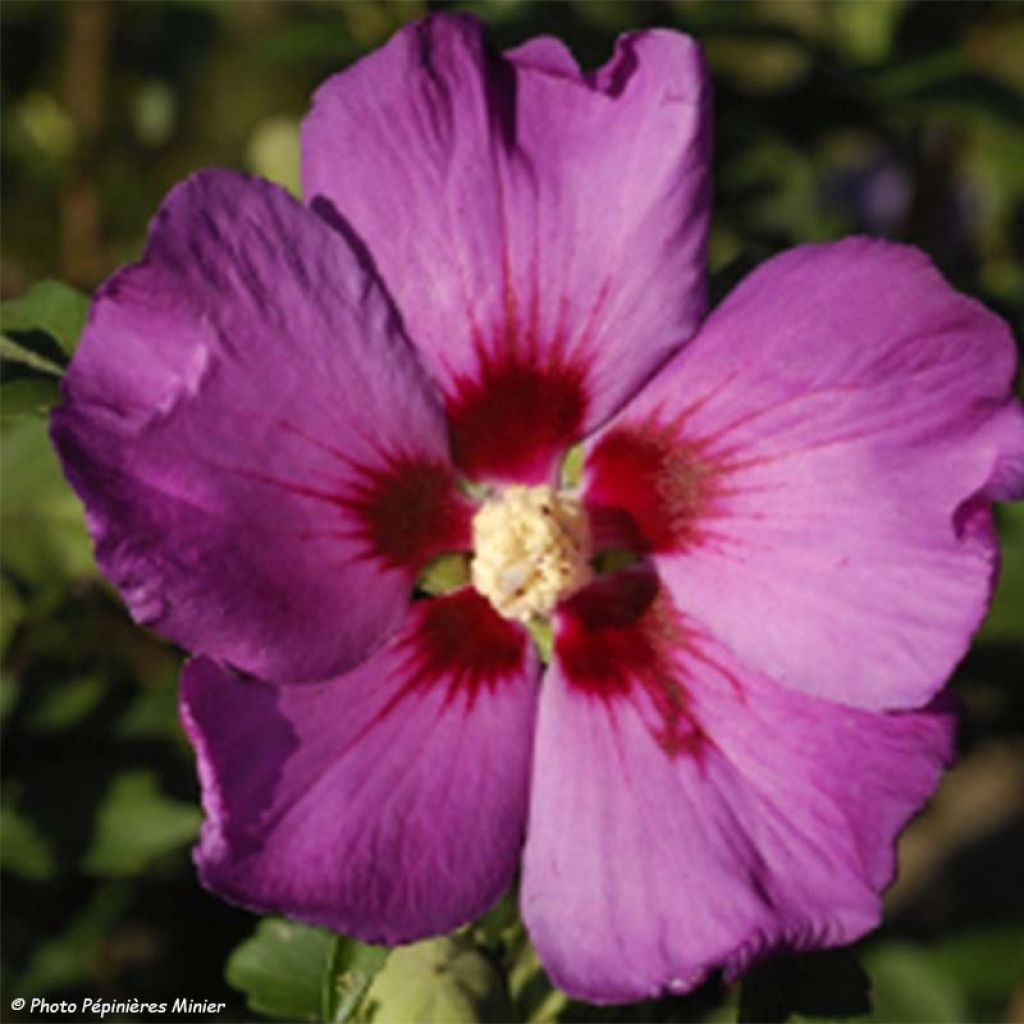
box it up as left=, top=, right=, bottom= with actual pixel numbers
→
left=302, top=14, right=710, bottom=483
left=182, top=589, right=539, bottom=942
left=521, top=571, right=954, bottom=1003
left=584, top=239, right=1024, bottom=710
left=52, top=170, right=471, bottom=684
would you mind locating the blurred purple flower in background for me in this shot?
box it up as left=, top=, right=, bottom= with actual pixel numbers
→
left=51, top=14, right=1024, bottom=1004
left=827, top=151, right=914, bottom=236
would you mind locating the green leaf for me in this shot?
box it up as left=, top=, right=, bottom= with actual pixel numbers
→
left=828, top=0, right=904, bottom=64
left=861, top=942, right=966, bottom=1023
left=472, top=885, right=519, bottom=948
left=28, top=672, right=106, bottom=732
left=83, top=770, right=200, bottom=877
left=0, top=800, right=57, bottom=880
left=738, top=947, right=871, bottom=1023
left=505, top=936, right=565, bottom=1023
left=1, top=375, right=62, bottom=419
left=978, top=503, right=1024, bottom=643
left=931, top=927, right=1024, bottom=1012
left=0, top=418, right=94, bottom=589
left=116, top=683, right=185, bottom=742
left=322, top=936, right=389, bottom=1023
left=227, top=918, right=335, bottom=1022
left=365, top=936, right=505, bottom=1024
left=2, top=279, right=89, bottom=358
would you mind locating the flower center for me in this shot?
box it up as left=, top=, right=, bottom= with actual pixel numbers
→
left=470, top=484, right=593, bottom=622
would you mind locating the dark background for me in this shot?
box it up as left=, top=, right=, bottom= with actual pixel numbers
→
left=2, top=2, right=1022, bottom=1021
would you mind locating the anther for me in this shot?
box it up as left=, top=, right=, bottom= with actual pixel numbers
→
left=470, top=485, right=593, bottom=622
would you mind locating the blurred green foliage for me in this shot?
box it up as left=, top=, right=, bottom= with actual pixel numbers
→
left=2, top=1, right=1022, bottom=1022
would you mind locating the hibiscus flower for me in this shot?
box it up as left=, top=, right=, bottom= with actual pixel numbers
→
left=51, top=13, right=1023, bottom=1003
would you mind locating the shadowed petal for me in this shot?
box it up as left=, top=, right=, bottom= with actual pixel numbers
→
left=182, top=589, right=539, bottom=942
left=302, top=14, right=710, bottom=483
left=521, top=571, right=954, bottom=1003
left=52, top=170, right=470, bottom=684
left=584, top=239, right=1024, bottom=710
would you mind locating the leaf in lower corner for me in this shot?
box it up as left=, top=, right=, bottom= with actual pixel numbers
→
left=226, top=918, right=335, bottom=1022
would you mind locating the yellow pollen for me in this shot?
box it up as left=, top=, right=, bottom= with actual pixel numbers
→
left=470, top=485, right=593, bottom=622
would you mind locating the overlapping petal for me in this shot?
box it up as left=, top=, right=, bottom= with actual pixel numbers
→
left=52, top=170, right=470, bottom=684
left=302, top=14, right=710, bottom=483
left=583, top=239, right=1024, bottom=710
left=521, top=570, right=955, bottom=1003
left=181, top=589, right=539, bottom=942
